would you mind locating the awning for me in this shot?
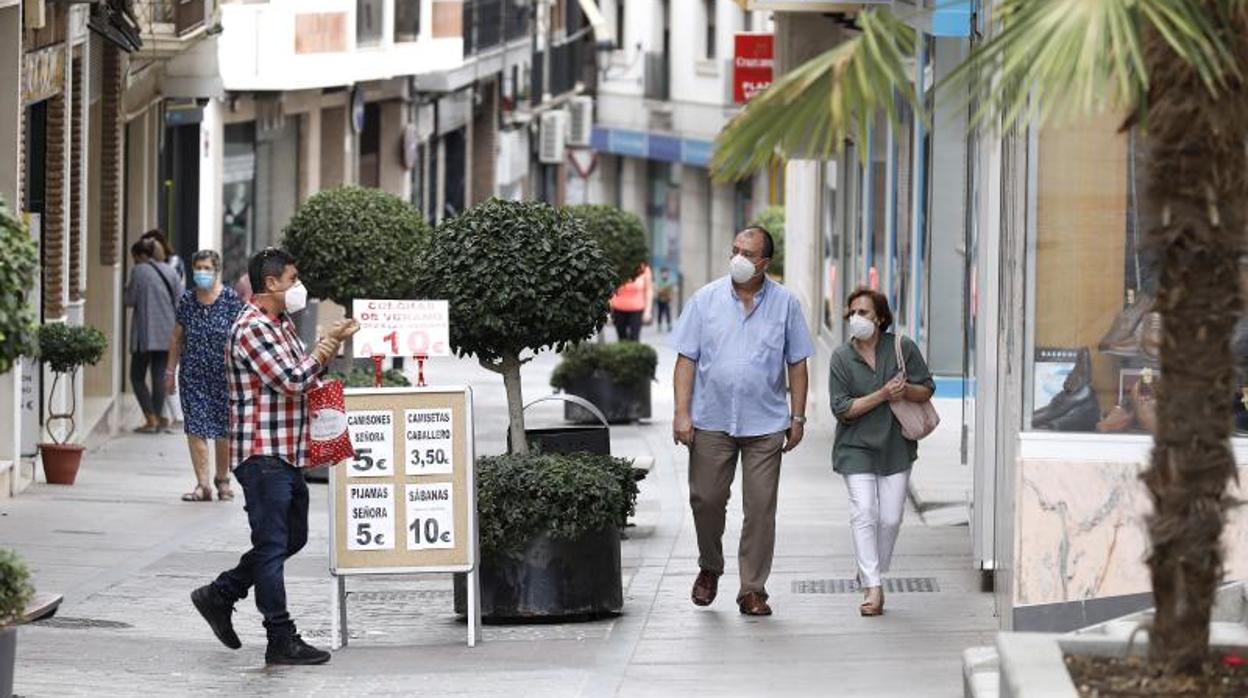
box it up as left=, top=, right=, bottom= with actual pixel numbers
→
left=575, top=0, right=609, bottom=44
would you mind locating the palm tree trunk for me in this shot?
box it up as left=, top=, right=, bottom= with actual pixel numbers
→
left=1140, top=11, right=1248, bottom=674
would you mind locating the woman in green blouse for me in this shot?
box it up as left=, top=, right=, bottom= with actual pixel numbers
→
left=827, top=288, right=935, bottom=616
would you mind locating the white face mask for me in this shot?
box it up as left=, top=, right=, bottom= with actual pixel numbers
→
left=730, top=254, right=759, bottom=285
left=283, top=282, right=308, bottom=315
left=848, top=314, right=876, bottom=341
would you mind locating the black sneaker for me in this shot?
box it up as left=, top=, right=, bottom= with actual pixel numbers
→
left=191, top=584, right=242, bottom=650
left=265, top=633, right=331, bottom=666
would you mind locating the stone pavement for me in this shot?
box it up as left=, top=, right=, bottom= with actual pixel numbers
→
left=1, top=330, right=996, bottom=697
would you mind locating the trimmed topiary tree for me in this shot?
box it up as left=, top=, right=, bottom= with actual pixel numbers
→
left=282, top=186, right=432, bottom=312
left=565, top=204, right=650, bottom=286
left=424, top=199, right=617, bottom=453
left=0, top=197, right=39, bottom=377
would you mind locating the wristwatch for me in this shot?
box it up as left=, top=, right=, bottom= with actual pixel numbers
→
left=791, top=415, right=807, bottom=424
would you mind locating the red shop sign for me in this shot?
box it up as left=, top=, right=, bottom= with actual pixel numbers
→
left=733, top=32, right=774, bottom=104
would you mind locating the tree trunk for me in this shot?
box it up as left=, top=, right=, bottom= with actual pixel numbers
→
left=1140, top=14, right=1248, bottom=674
left=501, top=353, right=528, bottom=455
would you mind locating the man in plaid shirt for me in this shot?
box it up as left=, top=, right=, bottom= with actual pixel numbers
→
left=191, top=248, right=358, bottom=666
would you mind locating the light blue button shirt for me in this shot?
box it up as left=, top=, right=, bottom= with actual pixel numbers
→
left=671, top=276, right=815, bottom=437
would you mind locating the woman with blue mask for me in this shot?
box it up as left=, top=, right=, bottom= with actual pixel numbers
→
left=166, top=250, right=246, bottom=502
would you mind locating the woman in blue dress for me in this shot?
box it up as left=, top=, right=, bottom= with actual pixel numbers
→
left=166, top=250, right=245, bottom=502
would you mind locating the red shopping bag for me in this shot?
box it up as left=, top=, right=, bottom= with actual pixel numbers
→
left=308, top=380, right=355, bottom=467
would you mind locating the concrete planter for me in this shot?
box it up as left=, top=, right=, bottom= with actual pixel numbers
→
left=453, top=527, right=623, bottom=621
left=966, top=582, right=1248, bottom=698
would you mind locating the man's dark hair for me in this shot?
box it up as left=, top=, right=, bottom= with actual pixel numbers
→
left=739, top=225, right=775, bottom=259
left=248, top=247, right=297, bottom=295
left=845, top=287, right=894, bottom=333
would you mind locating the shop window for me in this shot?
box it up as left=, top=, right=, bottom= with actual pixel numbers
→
left=395, top=0, right=421, bottom=42
left=221, top=122, right=256, bottom=286
left=357, top=0, right=384, bottom=47
left=1027, top=117, right=1163, bottom=435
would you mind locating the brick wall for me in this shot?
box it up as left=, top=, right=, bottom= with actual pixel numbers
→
left=99, top=44, right=123, bottom=267
left=43, top=91, right=65, bottom=319
left=69, top=53, right=82, bottom=302
left=470, top=79, right=497, bottom=205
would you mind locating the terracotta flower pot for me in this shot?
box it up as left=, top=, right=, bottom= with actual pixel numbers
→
left=38, top=443, right=85, bottom=485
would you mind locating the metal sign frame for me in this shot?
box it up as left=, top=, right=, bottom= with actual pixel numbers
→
left=328, top=385, right=481, bottom=648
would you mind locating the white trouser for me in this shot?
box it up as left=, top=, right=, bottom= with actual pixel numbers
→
left=844, top=471, right=910, bottom=588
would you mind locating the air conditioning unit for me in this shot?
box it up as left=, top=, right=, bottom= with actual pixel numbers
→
left=539, top=110, right=568, bottom=165
left=567, top=97, right=594, bottom=148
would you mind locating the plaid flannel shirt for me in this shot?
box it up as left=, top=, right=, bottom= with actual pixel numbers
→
left=228, top=302, right=323, bottom=469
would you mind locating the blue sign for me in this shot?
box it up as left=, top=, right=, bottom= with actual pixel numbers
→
left=591, top=127, right=717, bottom=168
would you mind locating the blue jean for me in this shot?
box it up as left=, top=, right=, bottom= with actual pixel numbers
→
left=212, top=456, right=309, bottom=640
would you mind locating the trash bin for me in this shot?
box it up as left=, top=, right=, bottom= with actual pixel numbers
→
left=509, top=394, right=611, bottom=456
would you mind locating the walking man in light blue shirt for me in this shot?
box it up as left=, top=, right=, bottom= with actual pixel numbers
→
left=671, top=225, right=815, bottom=616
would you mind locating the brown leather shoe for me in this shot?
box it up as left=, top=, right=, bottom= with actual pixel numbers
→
left=738, top=591, right=772, bottom=616
left=691, top=570, right=720, bottom=607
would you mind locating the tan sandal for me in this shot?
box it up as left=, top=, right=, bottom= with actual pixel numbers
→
left=214, top=478, right=235, bottom=502
left=859, top=587, right=885, bottom=616
left=181, top=485, right=213, bottom=502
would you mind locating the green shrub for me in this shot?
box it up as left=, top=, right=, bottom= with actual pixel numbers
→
left=0, top=198, right=39, bottom=376
left=475, top=451, right=639, bottom=555
left=327, top=367, right=411, bottom=388
left=750, top=205, right=785, bottom=279
left=36, top=323, right=108, bottom=375
left=282, top=186, right=432, bottom=309
left=550, top=341, right=658, bottom=390
left=423, top=199, right=618, bottom=453
left=565, top=204, right=650, bottom=286
left=0, top=548, right=33, bottom=627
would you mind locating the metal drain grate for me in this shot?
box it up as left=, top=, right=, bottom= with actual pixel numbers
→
left=350, top=590, right=454, bottom=602
left=792, top=577, right=940, bottom=594
left=35, top=616, right=133, bottom=630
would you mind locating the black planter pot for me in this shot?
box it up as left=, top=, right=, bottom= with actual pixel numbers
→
left=562, top=372, right=651, bottom=424
left=454, top=527, right=623, bottom=621
left=0, top=626, right=15, bottom=698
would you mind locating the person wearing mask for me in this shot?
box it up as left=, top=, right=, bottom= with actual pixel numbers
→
left=191, top=247, right=359, bottom=666
left=125, top=239, right=184, bottom=433
left=167, top=250, right=246, bottom=502
left=827, top=288, right=935, bottom=616
left=610, top=263, right=653, bottom=341
left=671, top=226, right=814, bottom=616
left=654, top=267, right=676, bottom=333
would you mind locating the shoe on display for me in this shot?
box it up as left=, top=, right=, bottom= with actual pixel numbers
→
left=1043, top=386, right=1102, bottom=432
left=1062, top=348, right=1094, bottom=393
left=1096, top=404, right=1135, bottom=433
left=1101, top=320, right=1146, bottom=358
left=1034, top=383, right=1096, bottom=427
left=1098, top=292, right=1153, bottom=351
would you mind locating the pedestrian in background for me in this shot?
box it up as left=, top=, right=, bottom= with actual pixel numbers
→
left=671, top=226, right=814, bottom=617
left=654, top=267, right=676, bottom=332
left=166, top=250, right=245, bottom=502
left=142, top=228, right=186, bottom=284
left=192, top=247, right=358, bottom=666
left=610, top=263, right=653, bottom=341
left=125, top=239, right=184, bottom=433
left=142, top=229, right=186, bottom=427
left=827, top=288, right=934, bottom=617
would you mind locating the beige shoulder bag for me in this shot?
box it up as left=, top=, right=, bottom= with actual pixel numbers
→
left=890, top=334, right=940, bottom=441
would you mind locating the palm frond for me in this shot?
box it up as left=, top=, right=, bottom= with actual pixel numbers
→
left=711, top=10, right=916, bottom=183
left=948, top=0, right=1239, bottom=131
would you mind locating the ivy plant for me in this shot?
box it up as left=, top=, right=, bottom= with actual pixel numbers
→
left=474, top=451, right=639, bottom=555
left=550, top=341, right=658, bottom=390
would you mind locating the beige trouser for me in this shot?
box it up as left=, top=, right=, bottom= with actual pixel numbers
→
left=688, top=428, right=786, bottom=600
